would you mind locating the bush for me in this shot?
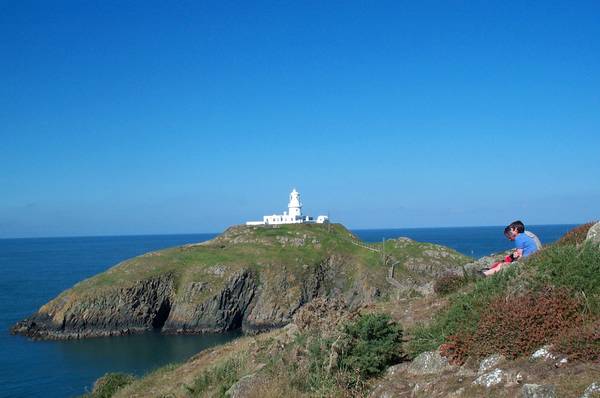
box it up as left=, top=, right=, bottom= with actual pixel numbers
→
left=441, top=287, right=584, bottom=364
left=339, top=313, right=403, bottom=378
left=88, top=373, right=135, bottom=398
left=434, top=273, right=467, bottom=295
left=554, top=222, right=597, bottom=247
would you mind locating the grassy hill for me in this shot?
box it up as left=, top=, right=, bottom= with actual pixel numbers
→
left=12, top=223, right=471, bottom=339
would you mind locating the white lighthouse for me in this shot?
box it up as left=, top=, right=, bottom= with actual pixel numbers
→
left=287, top=189, right=302, bottom=218
left=246, top=189, right=329, bottom=226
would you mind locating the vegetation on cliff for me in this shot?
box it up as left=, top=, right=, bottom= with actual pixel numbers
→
left=409, top=224, right=600, bottom=364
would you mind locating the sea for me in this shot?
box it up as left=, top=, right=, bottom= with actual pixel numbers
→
left=0, top=224, right=575, bottom=397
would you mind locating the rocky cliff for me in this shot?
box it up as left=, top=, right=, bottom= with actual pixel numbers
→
left=11, top=223, right=471, bottom=339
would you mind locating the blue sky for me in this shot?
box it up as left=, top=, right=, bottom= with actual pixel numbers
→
left=1, top=1, right=599, bottom=237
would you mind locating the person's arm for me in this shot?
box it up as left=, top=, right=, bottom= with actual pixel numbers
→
left=513, top=235, right=525, bottom=259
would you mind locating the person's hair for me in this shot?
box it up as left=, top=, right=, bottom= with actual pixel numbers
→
left=504, top=226, right=513, bottom=237
left=508, top=220, right=525, bottom=233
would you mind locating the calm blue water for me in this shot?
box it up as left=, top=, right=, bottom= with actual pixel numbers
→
left=0, top=225, right=575, bottom=397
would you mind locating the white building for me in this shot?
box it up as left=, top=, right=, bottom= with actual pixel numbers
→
left=246, top=189, right=329, bottom=226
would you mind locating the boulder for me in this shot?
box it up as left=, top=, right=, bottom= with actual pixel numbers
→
left=530, top=346, right=557, bottom=361
left=225, top=373, right=262, bottom=398
left=478, top=354, right=505, bottom=375
left=407, top=351, right=453, bottom=375
left=473, top=368, right=505, bottom=388
left=586, top=222, right=600, bottom=246
left=521, top=383, right=556, bottom=398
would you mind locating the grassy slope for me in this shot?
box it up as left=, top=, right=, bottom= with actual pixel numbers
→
left=408, top=224, right=600, bottom=357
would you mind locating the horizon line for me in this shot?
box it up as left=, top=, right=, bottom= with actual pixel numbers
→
left=0, top=222, right=582, bottom=241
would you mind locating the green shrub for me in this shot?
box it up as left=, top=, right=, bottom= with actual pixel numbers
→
left=85, top=373, right=135, bottom=398
left=339, top=313, right=403, bottom=378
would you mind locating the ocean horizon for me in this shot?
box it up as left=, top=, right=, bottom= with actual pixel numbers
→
left=0, top=222, right=580, bottom=241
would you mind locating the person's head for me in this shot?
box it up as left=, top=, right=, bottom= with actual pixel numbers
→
left=504, top=220, right=525, bottom=240
left=509, top=220, right=525, bottom=233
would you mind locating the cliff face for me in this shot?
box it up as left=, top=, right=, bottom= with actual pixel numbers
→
left=11, top=224, right=471, bottom=339
left=162, top=270, right=257, bottom=334
left=12, top=275, right=175, bottom=339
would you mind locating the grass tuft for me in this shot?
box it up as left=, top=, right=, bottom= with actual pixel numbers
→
left=81, top=373, right=135, bottom=398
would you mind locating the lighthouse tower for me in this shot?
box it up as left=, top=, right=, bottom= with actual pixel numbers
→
left=288, top=188, right=302, bottom=218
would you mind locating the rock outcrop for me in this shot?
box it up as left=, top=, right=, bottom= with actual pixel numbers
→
left=11, top=274, right=175, bottom=339
left=586, top=222, right=600, bottom=246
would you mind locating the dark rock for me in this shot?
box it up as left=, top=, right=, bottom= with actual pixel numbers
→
left=11, top=274, right=175, bottom=339
left=163, top=270, right=257, bottom=334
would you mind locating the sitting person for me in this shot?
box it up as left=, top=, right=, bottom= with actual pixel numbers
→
left=483, top=220, right=540, bottom=277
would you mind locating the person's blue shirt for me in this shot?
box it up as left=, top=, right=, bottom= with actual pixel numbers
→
left=515, top=233, right=538, bottom=257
